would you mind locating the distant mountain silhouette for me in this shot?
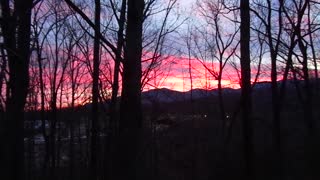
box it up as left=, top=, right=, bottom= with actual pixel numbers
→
left=141, top=79, right=313, bottom=104
left=80, top=79, right=315, bottom=109
left=142, top=87, right=240, bottom=104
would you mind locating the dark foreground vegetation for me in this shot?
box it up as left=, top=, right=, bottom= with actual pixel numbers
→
left=1, top=0, right=320, bottom=180
left=22, top=81, right=320, bottom=180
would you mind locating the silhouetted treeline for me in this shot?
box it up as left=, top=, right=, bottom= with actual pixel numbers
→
left=1, top=0, right=320, bottom=180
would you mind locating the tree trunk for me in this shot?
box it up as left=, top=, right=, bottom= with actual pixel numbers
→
left=34, top=32, right=50, bottom=178
left=0, top=1, right=33, bottom=180
left=240, top=0, right=253, bottom=179
left=115, top=0, right=144, bottom=179
left=106, top=0, right=126, bottom=178
left=266, top=0, right=282, bottom=177
left=49, top=95, right=57, bottom=179
left=91, top=0, right=101, bottom=179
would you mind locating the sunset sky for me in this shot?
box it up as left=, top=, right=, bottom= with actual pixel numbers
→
left=19, top=0, right=289, bottom=109
left=142, top=55, right=272, bottom=92
left=139, top=0, right=240, bottom=91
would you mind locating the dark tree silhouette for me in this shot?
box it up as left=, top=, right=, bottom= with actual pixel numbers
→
left=115, top=0, right=145, bottom=179
left=90, top=0, right=101, bottom=179
left=2, top=0, right=320, bottom=180
left=282, top=0, right=317, bottom=176
left=0, top=0, right=33, bottom=180
left=250, top=1, right=284, bottom=177
left=240, top=0, right=254, bottom=179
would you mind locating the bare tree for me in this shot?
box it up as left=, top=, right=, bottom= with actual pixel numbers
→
left=250, top=0, right=284, bottom=177
left=240, top=0, right=254, bottom=179
left=141, top=0, right=182, bottom=89
left=90, top=0, right=101, bottom=179
left=281, top=0, right=319, bottom=176
left=115, top=0, right=145, bottom=179
left=194, top=0, right=239, bottom=135
left=0, top=0, right=34, bottom=180
left=34, top=1, right=74, bottom=177
left=64, top=21, right=90, bottom=180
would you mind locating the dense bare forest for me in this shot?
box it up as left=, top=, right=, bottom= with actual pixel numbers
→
left=0, top=0, right=320, bottom=180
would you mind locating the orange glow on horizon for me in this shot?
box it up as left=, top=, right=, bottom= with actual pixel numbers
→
left=142, top=55, right=271, bottom=92
left=26, top=53, right=273, bottom=109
